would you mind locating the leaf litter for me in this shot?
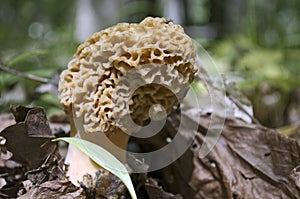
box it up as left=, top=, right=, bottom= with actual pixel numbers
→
left=0, top=105, right=299, bottom=198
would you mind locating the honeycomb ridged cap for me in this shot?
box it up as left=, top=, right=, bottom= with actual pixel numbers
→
left=58, top=17, right=197, bottom=134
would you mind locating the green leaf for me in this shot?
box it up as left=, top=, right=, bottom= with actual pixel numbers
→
left=53, top=137, right=137, bottom=199
left=8, top=50, right=48, bottom=67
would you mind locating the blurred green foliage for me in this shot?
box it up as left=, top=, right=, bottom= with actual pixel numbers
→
left=0, top=0, right=299, bottom=127
left=246, top=0, right=300, bottom=48
left=212, top=35, right=300, bottom=127
left=0, top=0, right=78, bottom=115
left=210, top=0, right=300, bottom=127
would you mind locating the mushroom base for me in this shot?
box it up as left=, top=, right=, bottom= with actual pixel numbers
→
left=65, top=117, right=130, bottom=186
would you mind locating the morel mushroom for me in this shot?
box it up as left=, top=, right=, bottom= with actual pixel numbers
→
left=58, top=17, right=197, bottom=185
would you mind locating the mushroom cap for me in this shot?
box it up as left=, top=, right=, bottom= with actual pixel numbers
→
left=59, top=17, right=197, bottom=134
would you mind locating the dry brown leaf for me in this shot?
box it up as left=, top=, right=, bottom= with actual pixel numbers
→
left=0, top=106, right=62, bottom=198
left=133, top=110, right=300, bottom=199
left=17, top=180, right=85, bottom=199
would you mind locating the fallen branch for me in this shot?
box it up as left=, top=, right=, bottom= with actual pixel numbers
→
left=0, top=63, right=54, bottom=85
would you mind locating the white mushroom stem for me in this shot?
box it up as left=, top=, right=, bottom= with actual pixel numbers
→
left=64, top=144, right=101, bottom=185
left=65, top=118, right=130, bottom=186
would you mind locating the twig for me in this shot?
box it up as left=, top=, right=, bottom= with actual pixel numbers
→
left=227, top=94, right=261, bottom=125
left=0, top=63, right=51, bottom=84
